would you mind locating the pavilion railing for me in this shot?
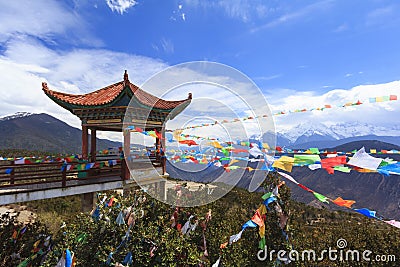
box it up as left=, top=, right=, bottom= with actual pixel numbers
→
left=0, top=160, right=123, bottom=191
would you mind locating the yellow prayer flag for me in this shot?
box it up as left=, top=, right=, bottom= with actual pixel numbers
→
left=259, top=224, right=265, bottom=238
left=210, top=141, right=223, bottom=149
left=262, top=143, right=270, bottom=149
left=258, top=204, right=267, bottom=215
left=272, top=156, right=294, bottom=172
left=228, top=159, right=239, bottom=166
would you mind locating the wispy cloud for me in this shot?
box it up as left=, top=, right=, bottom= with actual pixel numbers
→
left=250, top=0, right=334, bottom=33
left=106, top=0, right=137, bottom=14
left=160, top=38, right=174, bottom=54
left=253, top=74, right=282, bottom=81
left=345, top=73, right=353, bottom=78
left=334, top=23, right=349, bottom=33
left=183, top=0, right=274, bottom=22
left=366, top=6, right=393, bottom=25
left=171, top=4, right=186, bottom=21
left=297, top=65, right=308, bottom=69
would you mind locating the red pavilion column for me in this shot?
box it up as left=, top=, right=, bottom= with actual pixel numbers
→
left=90, top=128, right=96, bottom=162
left=82, top=125, right=88, bottom=160
left=123, top=129, right=130, bottom=180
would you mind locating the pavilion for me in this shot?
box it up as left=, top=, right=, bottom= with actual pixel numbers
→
left=42, top=70, right=191, bottom=178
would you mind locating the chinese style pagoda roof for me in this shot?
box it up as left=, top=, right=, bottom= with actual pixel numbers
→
left=42, top=70, right=191, bottom=112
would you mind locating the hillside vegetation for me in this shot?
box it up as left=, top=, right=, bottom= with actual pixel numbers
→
left=0, top=172, right=399, bottom=266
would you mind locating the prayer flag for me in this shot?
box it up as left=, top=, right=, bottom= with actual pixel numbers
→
left=229, top=230, right=243, bottom=244
left=354, top=208, right=377, bottom=218
left=251, top=210, right=264, bottom=227
left=313, top=192, right=329, bottom=203
left=259, top=236, right=266, bottom=249
left=263, top=196, right=277, bottom=208
left=347, top=147, right=382, bottom=171
left=261, top=192, right=274, bottom=200
left=385, top=220, right=400, bottom=229
left=242, top=220, right=258, bottom=230
left=294, top=154, right=321, bottom=166
left=333, top=197, right=355, bottom=208
left=278, top=171, right=299, bottom=185
left=272, top=156, right=294, bottom=172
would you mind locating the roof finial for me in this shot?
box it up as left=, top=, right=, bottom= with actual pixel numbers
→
left=188, top=93, right=192, bottom=99
left=42, top=82, right=48, bottom=90
left=124, top=70, right=129, bottom=82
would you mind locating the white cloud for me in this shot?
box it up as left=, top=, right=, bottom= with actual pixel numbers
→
left=345, top=73, right=353, bottom=77
left=106, top=0, right=137, bottom=14
left=0, top=38, right=168, bottom=140
left=265, top=81, right=400, bottom=132
left=0, top=0, right=100, bottom=46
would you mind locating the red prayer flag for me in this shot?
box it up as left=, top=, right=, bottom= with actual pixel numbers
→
left=390, top=95, right=397, bottom=100
left=251, top=210, right=264, bottom=227
left=321, top=156, right=347, bottom=174
left=297, top=183, right=313, bottom=193
left=179, top=140, right=198, bottom=146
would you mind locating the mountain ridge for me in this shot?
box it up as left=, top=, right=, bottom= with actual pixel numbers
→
left=275, top=121, right=400, bottom=148
left=0, top=112, right=121, bottom=154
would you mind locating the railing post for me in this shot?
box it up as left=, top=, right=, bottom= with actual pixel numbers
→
left=62, top=165, right=67, bottom=187
left=121, top=158, right=130, bottom=180
left=10, top=161, right=15, bottom=185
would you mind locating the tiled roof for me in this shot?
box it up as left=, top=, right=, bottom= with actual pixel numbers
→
left=42, top=73, right=191, bottom=110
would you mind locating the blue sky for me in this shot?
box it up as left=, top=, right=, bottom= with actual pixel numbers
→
left=73, top=0, right=400, bottom=92
left=0, top=0, right=399, bottom=140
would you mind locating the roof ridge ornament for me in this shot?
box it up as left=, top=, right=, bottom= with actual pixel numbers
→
left=123, top=70, right=129, bottom=85
left=42, top=82, right=48, bottom=90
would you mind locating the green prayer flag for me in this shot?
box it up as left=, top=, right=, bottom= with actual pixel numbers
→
left=313, top=192, right=329, bottom=203
left=294, top=154, right=321, bottom=166
left=309, top=148, right=320, bottom=154
left=261, top=192, right=274, bottom=200
left=227, top=166, right=240, bottom=170
left=259, top=236, right=266, bottom=249
left=17, top=258, right=30, bottom=267
left=221, top=148, right=229, bottom=156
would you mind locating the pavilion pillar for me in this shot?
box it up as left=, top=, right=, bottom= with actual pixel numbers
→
left=123, top=130, right=130, bottom=180
left=90, top=129, right=97, bottom=162
left=162, top=129, right=167, bottom=175
left=82, top=125, right=88, bottom=160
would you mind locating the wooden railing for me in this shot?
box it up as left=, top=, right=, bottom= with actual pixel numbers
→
left=0, top=160, right=123, bottom=191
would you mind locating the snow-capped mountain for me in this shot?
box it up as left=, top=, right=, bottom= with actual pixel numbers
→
left=275, top=121, right=400, bottom=148
left=279, top=122, right=342, bottom=143
left=0, top=112, right=35, bottom=121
